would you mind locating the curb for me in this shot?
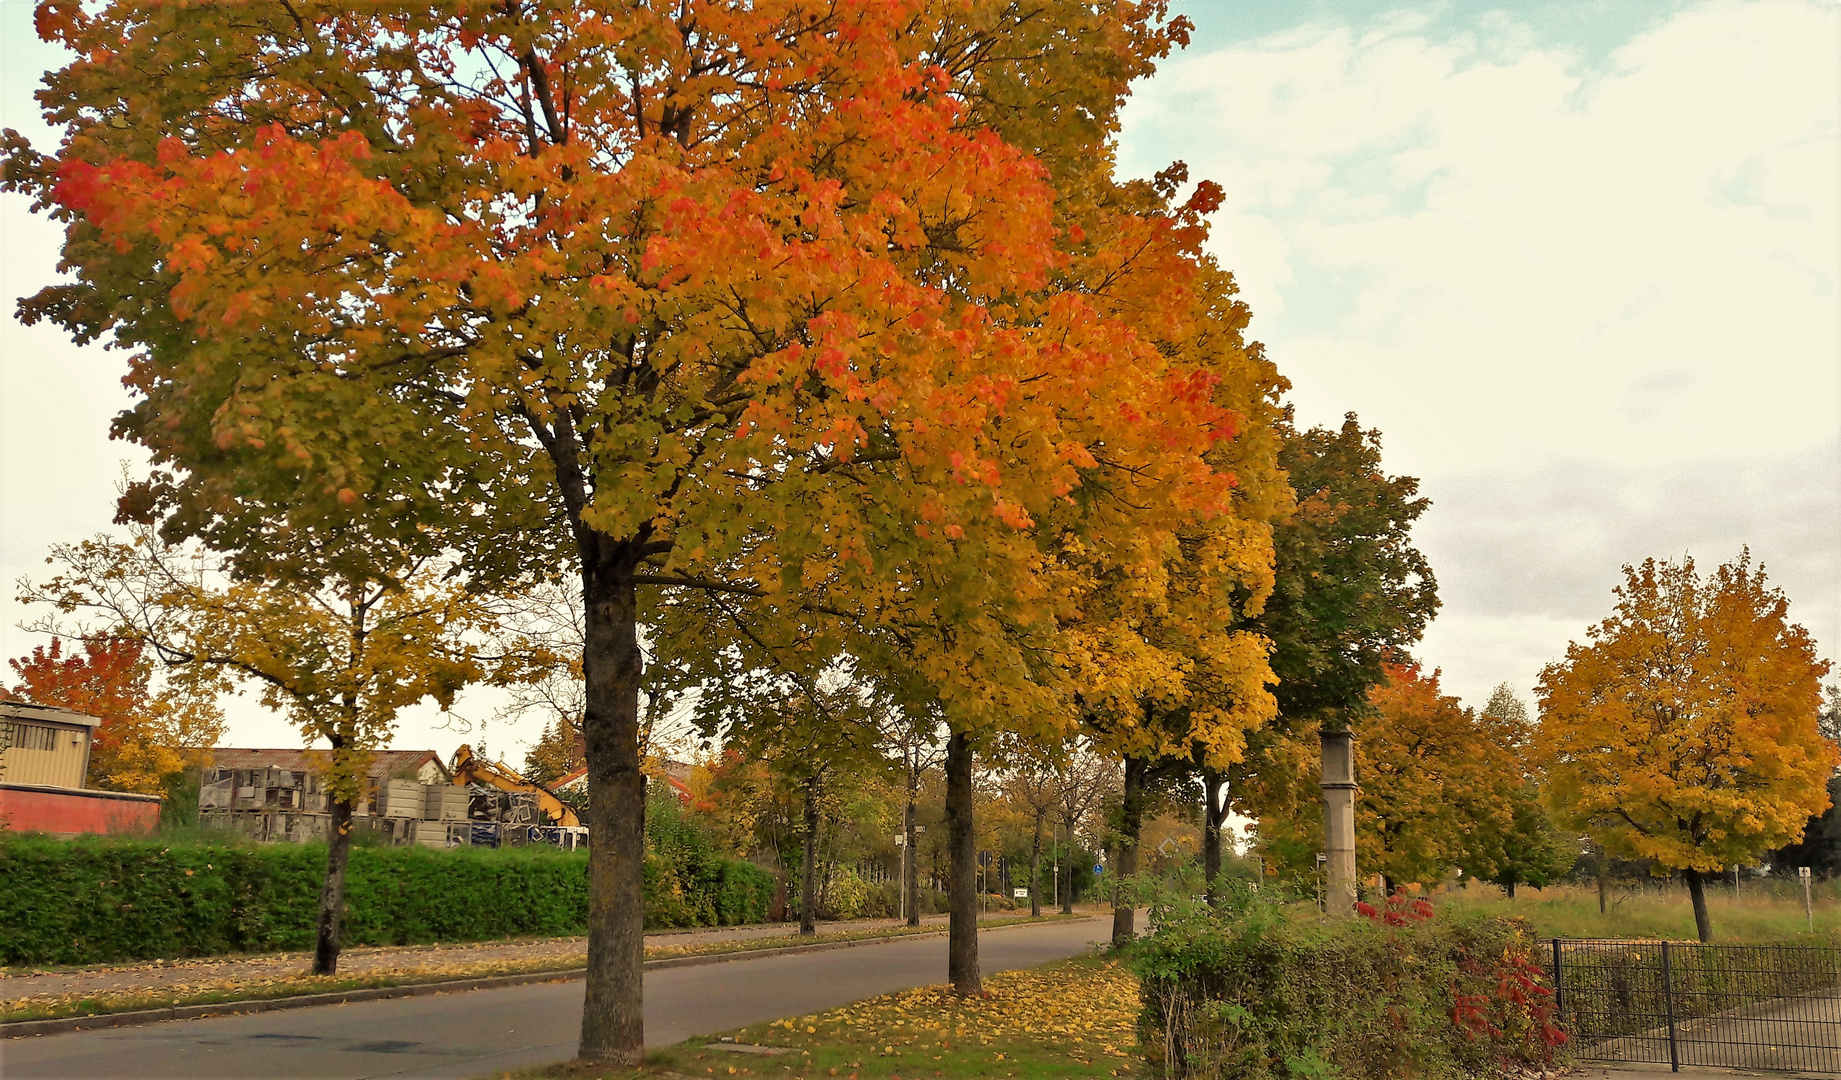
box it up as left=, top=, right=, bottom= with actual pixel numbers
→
left=2, top=915, right=1095, bottom=1039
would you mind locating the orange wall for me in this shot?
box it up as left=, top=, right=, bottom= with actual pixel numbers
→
left=0, top=784, right=160, bottom=836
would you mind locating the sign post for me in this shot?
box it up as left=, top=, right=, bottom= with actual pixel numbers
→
left=1803, top=866, right=1814, bottom=933
left=895, top=832, right=907, bottom=922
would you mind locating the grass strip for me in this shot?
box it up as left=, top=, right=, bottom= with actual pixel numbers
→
left=1, top=914, right=1082, bottom=1025
left=1437, top=883, right=1841, bottom=945
left=494, top=953, right=1140, bottom=1080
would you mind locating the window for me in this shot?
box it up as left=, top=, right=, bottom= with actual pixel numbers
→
left=0, top=723, right=59, bottom=751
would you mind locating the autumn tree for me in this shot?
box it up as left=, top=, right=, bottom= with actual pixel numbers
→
left=1769, top=684, right=1841, bottom=878
left=1252, top=662, right=1525, bottom=892
left=522, top=716, right=584, bottom=789
left=1230, top=416, right=1438, bottom=885
left=6, top=634, right=222, bottom=794
left=22, top=528, right=488, bottom=973
left=7, top=0, right=1249, bottom=1052
left=1064, top=248, right=1287, bottom=943
left=1458, top=685, right=1574, bottom=896
left=999, top=755, right=1062, bottom=917
left=1535, top=552, right=1836, bottom=941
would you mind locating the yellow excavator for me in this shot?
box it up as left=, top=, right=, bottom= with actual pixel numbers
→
left=449, top=744, right=582, bottom=828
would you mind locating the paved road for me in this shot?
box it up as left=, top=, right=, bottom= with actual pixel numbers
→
left=2, top=919, right=1109, bottom=1080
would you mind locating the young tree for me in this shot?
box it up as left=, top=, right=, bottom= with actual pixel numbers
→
left=23, top=530, right=488, bottom=973
left=522, top=716, right=584, bottom=789
left=1229, top=416, right=1438, bottom=883
left=9, top=1, right=1238, bottom=1055
left=1356, top=663, right=1520, bottom=891
left=1052, top=745, right=1119, bottom=914
left=6, top=635, right=222, bottom=794
left=1459, top=685, right=1574, bottom=896
left=1001, top=758, right=1060, bottom=917
left=1535, top=552, right=1837, bottom=941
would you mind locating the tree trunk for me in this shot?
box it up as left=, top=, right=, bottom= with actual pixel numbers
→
left=1684, top=869, right=1714, bottom=942
left=1060, top=818, right=1075, bottom=914
left=577, top=550, right=647, bottom=1064
left=944, top=730, right=980, bottom=995
left=1505, top=879, right=1517, bottom=899
left=313, top=791, right=355, bottom=975
left=905, top=760, right=921, bottom=927
left=1029, top=808, right=1043, bottom=918
left=800, top=776, right=820, bottom=936
left=1597, top=870, right=1608, bottom=914
left=1112, top=755, right=1147, bottom=948
left=1202, top=767, right=1225, bottom=906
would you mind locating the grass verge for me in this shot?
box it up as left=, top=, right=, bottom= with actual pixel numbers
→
left=1438, top=882, right=1841, bottom=945
left=493, top=953, right=1141, bottom=1080
left=1, top=914, right=1083, bottom=1025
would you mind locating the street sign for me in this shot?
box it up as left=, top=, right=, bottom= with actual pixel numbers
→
left=1094, top=864, right=1104, bottom=875
left=894, top=833, right=906, bottom=847
left=1802, top=866, right=1814, bottom=879
left=1012, top=887, right=1028, bottom=899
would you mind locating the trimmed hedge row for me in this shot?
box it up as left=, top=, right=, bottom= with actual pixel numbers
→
left=1133, top=887, right=1563, bottom=1079
left=0, top=834, right=774, bottom=966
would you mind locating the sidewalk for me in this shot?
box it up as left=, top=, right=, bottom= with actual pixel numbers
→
left=1, top=907, right=1082, bottom=1007
left=1580, top=1066, right=1813, bottom=1079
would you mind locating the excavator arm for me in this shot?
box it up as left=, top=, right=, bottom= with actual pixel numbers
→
left=450, top=744, right=583, bottom=828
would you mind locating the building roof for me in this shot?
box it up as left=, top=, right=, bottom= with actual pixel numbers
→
left=210, top=748, right=451, bottom=782
left=0, top=701, right=101, bottom=728
left=552, top=758, right=693, bottom=794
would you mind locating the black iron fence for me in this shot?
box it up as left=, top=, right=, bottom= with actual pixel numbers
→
left=1548, top=938, right=1841, bottom=1073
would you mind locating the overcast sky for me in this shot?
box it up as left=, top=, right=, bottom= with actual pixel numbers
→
left=1, top=0, right=1837, bottom=764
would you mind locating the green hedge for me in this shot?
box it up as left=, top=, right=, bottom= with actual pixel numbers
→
left=0, top=833, right=774, bottom=966
left=1132, top=885, right=1564, bottom=1079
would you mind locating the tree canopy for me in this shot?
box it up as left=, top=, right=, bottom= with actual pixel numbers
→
left=7, top=0, right=1255, bottom=1059
left=1535, top=551, right=1836, bottom=940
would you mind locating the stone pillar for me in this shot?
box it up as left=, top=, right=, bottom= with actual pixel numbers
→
left=1320, top=729, right=1357, bottom=915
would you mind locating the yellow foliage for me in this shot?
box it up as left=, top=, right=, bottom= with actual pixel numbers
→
left=1535, top=551, right=1837, bottom=873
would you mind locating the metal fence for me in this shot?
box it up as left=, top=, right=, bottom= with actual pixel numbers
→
left=1548, top=939, right=1841, bottom=1073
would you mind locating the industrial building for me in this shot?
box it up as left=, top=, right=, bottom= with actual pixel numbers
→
left=0, top=701, right=162, bottom=836
left=199, top=745, right=587, bottom=849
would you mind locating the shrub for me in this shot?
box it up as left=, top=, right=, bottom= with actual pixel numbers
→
left=1132, top=877, right=1564, bottom=1079
left=0, top=830, right=772, bottom=966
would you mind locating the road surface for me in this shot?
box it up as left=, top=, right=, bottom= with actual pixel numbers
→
left=2, top=919, right=1109, bottom=1080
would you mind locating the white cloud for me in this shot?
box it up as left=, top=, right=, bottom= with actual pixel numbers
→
left=1122, top=0, right=1841, bottom=708
left=1125, top=0, right=1839, bottom=471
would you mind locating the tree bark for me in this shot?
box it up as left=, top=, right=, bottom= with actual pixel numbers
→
left=1597, top=870, right=1608, bottom=914
left=1683, top=869, right=1714, bottom=942
left=313, top=791, right=355, bottom=975
left=1202, top=767, right=1225, bottom=906
left=944, top=730, right=980, bottom=995
left=1505, top=879, right=1517, bottom=899
left=800, top=776, right=820, bottom=936
left=577, top=550, right=647, bottom=1064
left=1112, top=755, right=1147, bottom=948
left=1060, top=817, right=1075, bottom=914
left=1029, top=807, right=1043, bottom=918
left=905, top=757, right=921, bottom=927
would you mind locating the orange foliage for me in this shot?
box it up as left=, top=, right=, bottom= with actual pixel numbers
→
left=7, top=636, right=219, bottom=792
